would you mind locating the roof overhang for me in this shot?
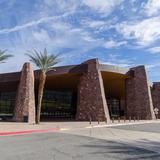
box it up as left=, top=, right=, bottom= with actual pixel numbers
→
left=0, top=64, right=87, bottom=83
left=99, top=64, right=129, bottom=75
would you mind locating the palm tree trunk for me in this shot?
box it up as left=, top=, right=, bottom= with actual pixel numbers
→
left=36, top=71, right=46, bottom=124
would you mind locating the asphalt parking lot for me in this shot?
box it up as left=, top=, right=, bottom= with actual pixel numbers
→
left=0, top=131, right=160, bottom=160
left=111, top=123, right=160, bottom=133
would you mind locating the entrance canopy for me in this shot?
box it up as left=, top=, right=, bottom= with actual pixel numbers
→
left=101, top=71, right=128, bottom=118
left=101, top=71, right=128, bottom=98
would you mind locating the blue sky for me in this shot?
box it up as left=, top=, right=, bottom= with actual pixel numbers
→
left=0, top=0, right=160, bottom=81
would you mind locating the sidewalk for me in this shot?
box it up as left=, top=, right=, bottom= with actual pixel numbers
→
left=60, top=120, right=160, bottom=154
left=0, top=120, right=159, bottom=134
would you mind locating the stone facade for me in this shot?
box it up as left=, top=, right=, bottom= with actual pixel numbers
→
left=1, top=59, right=159, bottom=122
left=14, top=63, right=35, bottom=124
left=76, top=59, right=110, bottom=122
left=125, top=66, right=155, bottom=120
left=151, top=82, right=160, bottom=118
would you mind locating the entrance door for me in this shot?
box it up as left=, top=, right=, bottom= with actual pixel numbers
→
left=107, top=98, right=120, bottom=118
left=40, top=90, right=77, bottom=120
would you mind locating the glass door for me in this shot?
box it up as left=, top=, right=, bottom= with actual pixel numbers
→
left=107, top=98, right=120, bottom=118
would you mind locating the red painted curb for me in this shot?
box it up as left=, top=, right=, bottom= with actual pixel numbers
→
left=0, top=128, right=59, bottom=136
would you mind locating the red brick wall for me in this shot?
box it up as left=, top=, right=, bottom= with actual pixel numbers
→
left=76, top=59, right=110, bottom=122
left=125, top=66, right=155, bottom=120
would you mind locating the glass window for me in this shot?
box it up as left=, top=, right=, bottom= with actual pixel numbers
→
left=0, top=91, right=16, bottom=117
left=39, top=90, right=76, bottom=119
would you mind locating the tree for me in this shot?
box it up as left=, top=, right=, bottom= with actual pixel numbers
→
left=0, top=49, right=13, bottom=63
left=26, top=48, right=60, bottom=124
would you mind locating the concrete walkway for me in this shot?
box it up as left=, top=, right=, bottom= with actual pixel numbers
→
left=0, top=120, right=159, bottom=133
left=60, top=121, right=160, bottom=155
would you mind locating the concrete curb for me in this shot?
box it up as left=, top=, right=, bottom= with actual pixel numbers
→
left=86, top=120, right=160, bottom=128
left=0, top=128, right=59, bottom=136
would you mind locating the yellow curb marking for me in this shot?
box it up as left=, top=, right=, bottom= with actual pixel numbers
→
left=60, top=128, right=70, bottom=131
left=85, top=126, right=93, bottom=128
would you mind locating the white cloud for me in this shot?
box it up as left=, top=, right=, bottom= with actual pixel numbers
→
left=100, top=54, right=133, bottom=68
left=116, top=17, right=160, bottom=46
left=146, top=63, right=160, bottom=69
left=143, top=0, right=160, bottom=16
left=41, top=21, right=101, bottom=50
left=83, top=0, right=123, bottom=15
left=101, top=61, right=130, bottom=67
left=41, top=0, right=79, bottom=16
left=81, top=33, right=98, bottom=42
left=50, top=21, right=103, bottom=46
left=104, top=40, right=127, bottom=48
left=81, top=18, right=118, bottom=34
left=148, top=47, right=160, bottom=54
left=32, top=29, right=50, bottom=42
left=0, top=12, right=71, bottom=35
left=82, top=20, right=106, bottom=28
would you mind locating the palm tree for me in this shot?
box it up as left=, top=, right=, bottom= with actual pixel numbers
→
left=26, top=48, right=60, bottom=124
left=0, top=49, right=13, bottom=63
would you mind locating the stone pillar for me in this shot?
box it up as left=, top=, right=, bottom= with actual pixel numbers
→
left=14, top=63, right=35, bottom=124
left=76, top=59, right=110, bottom=122
left=125, top=66, right=155, bottom=120
left=151, top=82, right=160, bottom=118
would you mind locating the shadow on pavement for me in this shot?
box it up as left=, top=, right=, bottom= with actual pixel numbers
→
left=81, top=139, right=160, bottom=160
left=0, top=132, right=160, bottom=160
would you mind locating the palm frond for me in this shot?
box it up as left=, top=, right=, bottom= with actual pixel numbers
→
left=26, top=48, right=60, bottom=72
left=0, top=49, right=13, bottom=63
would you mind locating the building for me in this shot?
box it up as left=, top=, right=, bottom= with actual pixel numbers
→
left=0, top=59, right=158, bottom=123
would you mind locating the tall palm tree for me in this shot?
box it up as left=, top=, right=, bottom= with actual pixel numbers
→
left=0, top=49, right=13, bottom=63
left=26, top=48, right=60, bottom=124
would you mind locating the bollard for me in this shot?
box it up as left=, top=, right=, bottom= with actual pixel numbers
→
left=124, top=116, right=126, bottom=123
left=105, top=118, right=107, bottom=124
left=89, top=116, right=92, bottom=125
left=137, top=116, right=139, bottom=121
left=118, top=117, right=120, bottom=123
left=129, top=116, right=131, bottom=122
left=134, top=116, right=136, bottom=122
left=98, top=119, right=100, bottom=125
left=112, top=117, right=114, bottom=123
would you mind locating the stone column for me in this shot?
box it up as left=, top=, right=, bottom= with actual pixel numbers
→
left=76, top=59, right=110, bottom=123
left=125, top=66, right=155, bottom=120
left=14, top=63, right=35, bottom=124
left=151, top=82, right=160, bottom=118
